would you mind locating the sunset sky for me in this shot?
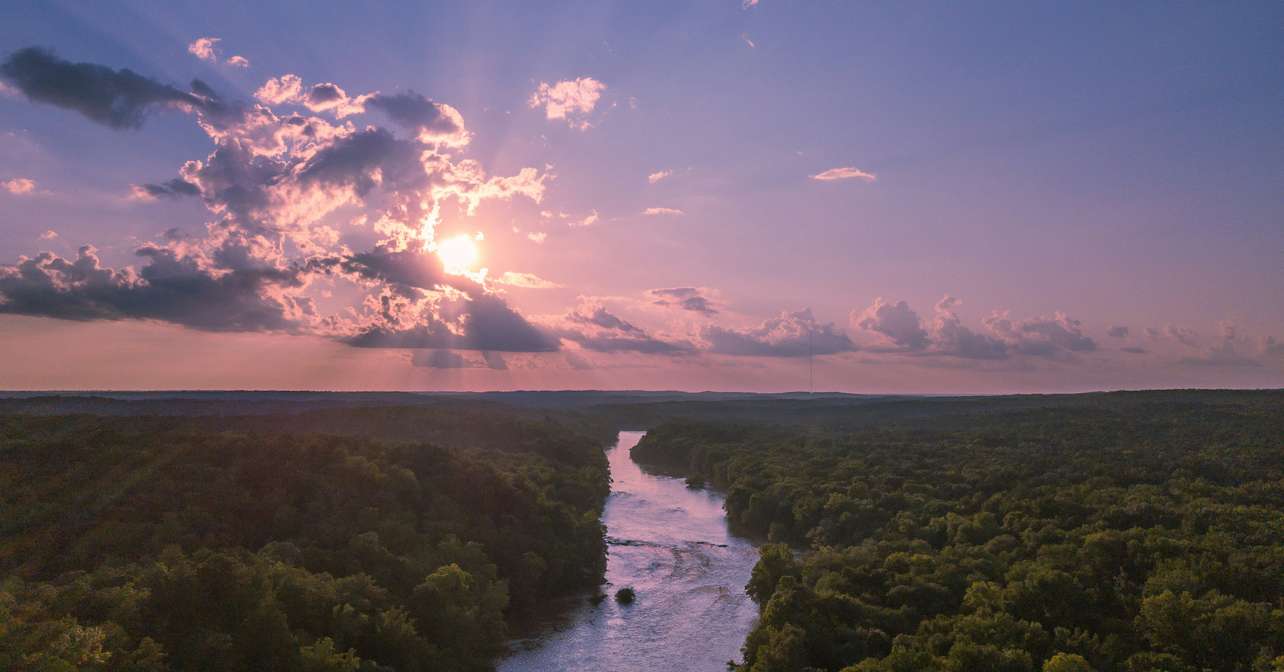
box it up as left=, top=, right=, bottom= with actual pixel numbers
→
left=1, top=1, right=1281, bottom=392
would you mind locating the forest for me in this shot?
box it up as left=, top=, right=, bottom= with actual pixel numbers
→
left=632, top=390, right=1284, bottom=672
left=0, top=404, right=615, bottom=671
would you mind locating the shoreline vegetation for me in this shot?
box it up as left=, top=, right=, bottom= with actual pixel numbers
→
left=0, top=405, right=615, bottom=672
left=630, top=390, right=1284, bottom=671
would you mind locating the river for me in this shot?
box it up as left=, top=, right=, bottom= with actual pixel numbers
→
left=499, top=430, right=761, bottom=671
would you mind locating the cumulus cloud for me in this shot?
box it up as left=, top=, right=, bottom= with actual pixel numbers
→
left=649, top=287, right=718, bottom=316
left=558, top=303, right=694, bottom=354
left=855, top=298, right=929, bottom=350
left=647, top=169, right=672, bottom=184
left=366, top=92, right=469, bottom=147
left=812, top=166, right=877, bottom=182
left=643, top=207, right=683, bottom=216
left=704, top=309, right=854, bottom=357
left=0, top=48, right=555, bottom=360
left=187, top=37, right=220, bottom=62
left=38, top=230, right=58, bottom=240
left=226, top=55, right=250, bottom=68
left=929, top=296, right=1008, bottom=360
left=527, top=232, right=547, bottom=244
left=983, top=311, right=1096, bottom=358
left=3, top=177, right=36, bottom=194
left=529, top=77, right=607, bottom=129
left=254, top=74, right=303, bottom=105
left=741, top=33, right=757, bottom=49
left=853, top=295, right=1095, bottom=361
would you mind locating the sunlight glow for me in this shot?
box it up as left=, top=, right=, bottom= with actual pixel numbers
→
left=436, top=233, right=482, bottom=276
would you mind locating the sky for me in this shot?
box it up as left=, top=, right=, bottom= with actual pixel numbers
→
left=0, top=1, right=1281, bottom=393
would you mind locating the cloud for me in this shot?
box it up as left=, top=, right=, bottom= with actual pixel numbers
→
left=0, top=49, right=556, bottom=358
left=855, top=297, right=929, bottom=350
left=703, top=309, right=854, bottom=357
left=226, top=55, right=250, bottom=68
left=559, top=304, right=694, bottom=354
left=853, top=295, right=1096, bottom=361
left=741, top=33, right=757, bottom=49
left=0, top=47, right=242, bottom=129
left=529, top=77, right=607, bottom=129
left=743, top=0, right=760, bottom=8
left=527, top=232, right=547, bottom=244
left=649, top=287, right=718, bottom=316
left=569, top=210, right=599, bottom=227
left=132, top=178, right=200, bottom=200
left=495, top=272, right=560, bottom=289
left=643, top=207, right=684, bottom=216
left=254, top=74, right=303, bottom=105
left=983, top=311, right=1096, bottom=358
left=811, top=166, right=877, bottom=182
left=0, top=245, right=309, bottom=332
left=929, top=296, right=1008, bottom=360
left=347, top=291, right=560, bottom=352
left=187, top=37, right=220, bottom=62
left=38, top=230, right=58, bottom=240
left=1107, top=325, right=1129, bottom=338
left=366, top=92, right=470, bottom=146
left=1121, top=346, right=1147, bottom=354
left=3, top=177, right=36, bottom=195
left=1179, top=323, right=1263, bottom=368
left=647, top=169, right=672, bottom=184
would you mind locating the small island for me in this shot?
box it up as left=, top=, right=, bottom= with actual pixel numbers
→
left=614, top=587, right=636, bottom=605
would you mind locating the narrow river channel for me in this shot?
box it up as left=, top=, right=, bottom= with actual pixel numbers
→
left=500, top=430, right=761, bottom=671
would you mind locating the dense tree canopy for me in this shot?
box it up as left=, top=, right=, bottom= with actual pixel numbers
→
left=632, top=391, right=1284, bottom=672
left=0, top=406, right=614, bottom=671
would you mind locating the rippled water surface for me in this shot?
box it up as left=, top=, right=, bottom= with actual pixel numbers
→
left=500, top=431, right=760, bottom=671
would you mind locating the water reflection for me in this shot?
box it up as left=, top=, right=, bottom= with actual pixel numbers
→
left=500, top=431, right=760, bottom=671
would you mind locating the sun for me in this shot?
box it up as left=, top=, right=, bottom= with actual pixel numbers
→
left=435, top=234, right=481, bottom=275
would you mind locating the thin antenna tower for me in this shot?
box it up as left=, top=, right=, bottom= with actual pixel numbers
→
left=808, top=325, right=814, bottom=396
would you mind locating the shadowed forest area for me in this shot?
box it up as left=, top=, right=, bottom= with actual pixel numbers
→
left=1, top=390, right=1282, bottom=671
left=0, top=404, right=615, bottom=671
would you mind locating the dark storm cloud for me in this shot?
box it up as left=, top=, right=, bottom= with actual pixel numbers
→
left=0, top=245, right=305, bottom=332
left=649, top=287, right=718, bottom=316
left=703, top=309, right=855, bottom=357
left=367, top=92, right=461, bottom=135
left=0, top=47, right=242, bottom=129
left=138, top=178, right=200, bottom=199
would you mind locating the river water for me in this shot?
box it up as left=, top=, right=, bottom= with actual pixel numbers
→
left=500, top=430, right=760, bottom=671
